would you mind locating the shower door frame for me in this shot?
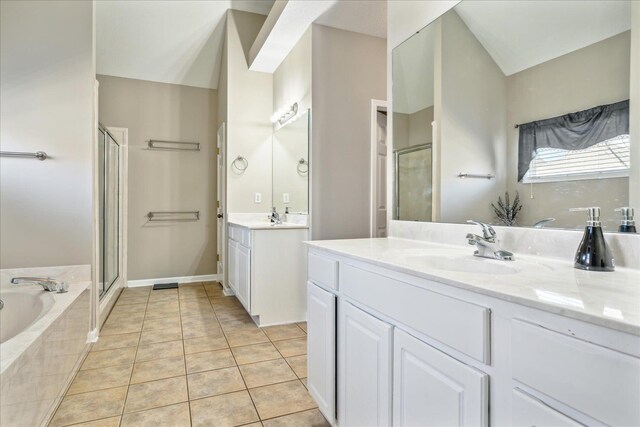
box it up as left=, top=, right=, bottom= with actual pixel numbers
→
left=393, top=143, right=432, bottom=220
left=95, top=124, right=128, bottom=327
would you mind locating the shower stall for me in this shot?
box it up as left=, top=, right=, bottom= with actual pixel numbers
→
left=394, top=143, right=433, bottom=222
left=97, top=124, right=120, bottom=298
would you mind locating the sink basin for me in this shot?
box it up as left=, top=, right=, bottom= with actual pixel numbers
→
left=409, top=255, right=520, bottom=275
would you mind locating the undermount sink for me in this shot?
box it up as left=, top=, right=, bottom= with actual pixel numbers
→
left=417, top=255, right=520, bottom=275
left=398, top=253, right=521, bottom=275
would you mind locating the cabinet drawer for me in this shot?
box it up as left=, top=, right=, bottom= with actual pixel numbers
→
left=512, top=320, right=640, bottom=426
left=240, top=228, right=251, bottom=247
left=228, top=225, right=238, bottom=242
left=308, top=252, right=339, bottom=291
left=228, top=225, right=251, bottom=247
left=512, top=388, right=581, bottom=427
left=340, top=263, right=490, bottom=363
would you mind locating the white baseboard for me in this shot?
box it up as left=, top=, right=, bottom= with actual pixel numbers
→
left=223, top=287, right=235, bottom=296
left=127, top=274, right=221, bottom=288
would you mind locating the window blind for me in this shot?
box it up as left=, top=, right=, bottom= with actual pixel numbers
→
left=522, top=134, right=630, bottom=183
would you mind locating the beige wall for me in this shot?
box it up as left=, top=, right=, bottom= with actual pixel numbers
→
left=506, top=32, right=631, bottom=229
left=272, top=28, right=312, bottom=214
left=631, top=3, right=640, bottom=209
left=226, top=10, right=273, bottom=213
left=311, top=25, right=387, bottom=240
left=0, top=0, right=95, bottom=269
left=393, top=106, right=434, bottom=151
left=96, top=75, right=217, bottom=280
left=438, top=10, right=507, bottom=224
left=273, top=28, right=312, bottom=130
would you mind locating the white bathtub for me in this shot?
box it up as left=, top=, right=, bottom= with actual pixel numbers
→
left=1, top=289, right=55, bottom=344
left=0, top=265, right=91, bottom=427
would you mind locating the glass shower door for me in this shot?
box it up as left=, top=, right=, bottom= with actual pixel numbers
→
left=395, top=144, right=432, bottom=222
left=98, top=125, right=120, bottom=298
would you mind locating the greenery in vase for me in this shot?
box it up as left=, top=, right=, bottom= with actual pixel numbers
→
left=491, top=191, right=523, bottom=226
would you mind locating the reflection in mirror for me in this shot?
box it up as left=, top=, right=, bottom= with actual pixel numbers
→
left=272, top=110, right=309, bottom=213
left=392, top=25, right=435, bottom=221
left=391, top=0, right=634, bottom=231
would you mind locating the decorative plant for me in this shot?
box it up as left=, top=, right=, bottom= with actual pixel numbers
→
left=491, top=191, right=523, bottom=226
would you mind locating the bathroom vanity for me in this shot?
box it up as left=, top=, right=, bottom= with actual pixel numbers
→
left=305, top=237, right=640, bottom=426
left=227, top=218, right=308, bottom=326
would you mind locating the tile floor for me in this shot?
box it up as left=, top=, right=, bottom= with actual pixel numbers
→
left=49, top=282, right=329, bottom=427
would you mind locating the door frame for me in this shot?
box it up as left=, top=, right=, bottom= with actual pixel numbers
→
left=370, top=99, right=388, bottom=238
left=217, top=123, right=230, bottom=294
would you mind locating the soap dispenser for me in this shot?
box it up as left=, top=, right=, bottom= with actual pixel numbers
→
left=615, top=207, right=636, bottom=233
left=570, top=207, right=614, bottom=272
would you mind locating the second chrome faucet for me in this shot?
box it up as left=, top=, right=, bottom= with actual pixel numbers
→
left=466, top=220, right=514, bottom=261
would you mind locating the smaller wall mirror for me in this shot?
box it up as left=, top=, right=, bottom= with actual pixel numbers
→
left=272, top=110, right=309, bottom=213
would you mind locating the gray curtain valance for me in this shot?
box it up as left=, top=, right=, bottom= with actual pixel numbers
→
left=517, top=100, right=629, bottom=181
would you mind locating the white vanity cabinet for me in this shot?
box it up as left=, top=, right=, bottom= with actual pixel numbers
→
left=393, top=329, right=488, bottom=426
left=227, top=230, right=251, bottom=310
left=227, top=223, right=308, bottom=326
left=306, top=246, right=640, bottom=427
left=307, top=281, right=337, bottom=423
left=338, top=300, right=393, bottom=427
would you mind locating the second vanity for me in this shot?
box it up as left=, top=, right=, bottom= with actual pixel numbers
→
left=227, top=215, right=308, bottom=326
left=305, top=237, right=640, bottom=427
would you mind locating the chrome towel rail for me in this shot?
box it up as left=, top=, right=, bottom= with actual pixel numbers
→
left=458, top=173, right=495, bottom=180
left=147, top=211, right=200, bottom=222
left=0, top=151, right=48, bottom=161
left=147, top=140, right=200, bottom=151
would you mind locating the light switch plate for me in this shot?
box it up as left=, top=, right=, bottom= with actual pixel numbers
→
left=283, top=193, right=290, bottom=203
left=255, top=193, right=262, bottom=203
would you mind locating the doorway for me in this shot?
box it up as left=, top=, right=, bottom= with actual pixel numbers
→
left=370, top=99, right=388, bottom=237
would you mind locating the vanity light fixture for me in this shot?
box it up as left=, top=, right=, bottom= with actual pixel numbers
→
left=274, top=102, right=298, bottom=125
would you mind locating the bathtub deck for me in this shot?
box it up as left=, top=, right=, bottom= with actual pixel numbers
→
left=49, top=282, right=325, bottom=427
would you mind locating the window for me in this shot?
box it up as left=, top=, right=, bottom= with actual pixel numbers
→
left=522, top=134, right=630, bottom=183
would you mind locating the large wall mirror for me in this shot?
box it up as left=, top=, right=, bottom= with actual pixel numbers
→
left=272, top=109, right=309, bottom=213
left=392, top=0, right=635, bottom=231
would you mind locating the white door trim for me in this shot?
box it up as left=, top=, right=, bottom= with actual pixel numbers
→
left=91, top=80, right=100, bottom=334
left=217, top=123, right=228, bottom=292
left=370, top=99, right=388, bottom=238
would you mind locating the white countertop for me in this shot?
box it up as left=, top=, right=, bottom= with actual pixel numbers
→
left=229, top=220, right=309, bottom=230
left=306, top=237, right=640, bottom=336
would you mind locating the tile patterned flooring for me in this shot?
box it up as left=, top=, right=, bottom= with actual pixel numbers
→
left=49, top=282, right=329, bottom=427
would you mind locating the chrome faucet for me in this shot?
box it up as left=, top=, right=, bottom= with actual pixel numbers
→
left=269, top=207, right=282, bottom=225
left=11, top=277, right=68, bottom=293
left=533, top=218, right=556, bottom=229
left=466, top=220, right=514, bottom=261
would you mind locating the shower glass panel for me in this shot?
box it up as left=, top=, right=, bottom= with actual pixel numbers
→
left=98, top=125, right=120, bottom=298
left=395, top=144, right=432, bottom=221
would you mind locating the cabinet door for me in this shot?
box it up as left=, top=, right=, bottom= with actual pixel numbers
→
left=236, top=244, right=251, bottom=311
left=393, top=329, right=488, bottom=427
left=307, top=282, right=336, bottom=424
left=512, top=388, right=582, bottom=427
left=228, top=239, right=238, bottom=294
left=338, top=300, right=393, bottom=427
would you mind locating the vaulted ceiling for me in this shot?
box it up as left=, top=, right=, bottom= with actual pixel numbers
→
left=96, top=0, right=387, bottom=89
